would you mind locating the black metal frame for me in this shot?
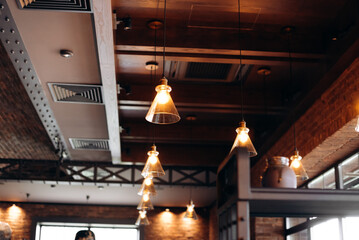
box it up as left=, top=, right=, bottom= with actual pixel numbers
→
left=0, top=159, right=216, bottom=187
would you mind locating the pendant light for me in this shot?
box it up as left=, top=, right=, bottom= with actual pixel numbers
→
left=230, top=0, right=257, bottom=157
left=135, top=210, right=150, bottom=225
left=138, top=177, right=157, bottom=196
left=137, top=193, right=154, bottom=211
left=184, top=200, right=198, bottom=220
left=145, top=0, right=180, bottom=124
left=141, top=145, right=165, bottom=178
left=285, top=27, right=309, bottom=181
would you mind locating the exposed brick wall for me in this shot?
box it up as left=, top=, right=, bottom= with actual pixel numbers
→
left=0, top=203, right=209, bottom=240
left=209, top=205, right=218, bottom=240
left=254, top=217, right=285, bottom=240
left=252, top=57, right=359, bottom=187
left=0, top=41, right=57, bottom=160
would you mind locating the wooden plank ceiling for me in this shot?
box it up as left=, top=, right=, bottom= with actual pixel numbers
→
left=0, top=0, right=357, bottom=169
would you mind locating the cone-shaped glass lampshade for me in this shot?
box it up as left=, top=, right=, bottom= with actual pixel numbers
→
left=355, top=116, right=359, bottom=132
left=145, top=77, right=180, bottom=124
left=138, top=177, right=156, bottom=196
left=184, top=200, right=198, bottom=220
left=290, top=150, right=309, bottom=181
left=137, top=193, right=154, bottom=211
left=230, top=121, right=257, bottom=157
left=141, top=145, right=165, bottom=178
left=135, top=210, right=150, bottom=225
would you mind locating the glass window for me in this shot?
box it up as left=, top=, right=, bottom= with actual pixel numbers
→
left=310, top=218, right=340, bottom=240
left=36, top=222, right=139, bottom=240
left=286, top=218, right=307, bottom=229
left=308, top=168, right=336, bottom=189
left=287, top=229, right=308, bottom=240
left=340, top=153, right=359, bottom=189
left=342, top=217, right=359, bottom=240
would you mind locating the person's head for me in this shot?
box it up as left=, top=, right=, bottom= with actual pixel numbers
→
left=75, top=230, right=95, bottom=240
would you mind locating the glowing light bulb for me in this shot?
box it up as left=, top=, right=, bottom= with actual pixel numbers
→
left=145, top=178, right=152, bottom=186
left=143, top=194, right=149, bottom=202
left=157, top=90, right=170, bottom=104
left=149, top=155, right=158, bottom=164
left=188, top=205, right=194, bottom=213
left=291, top=159, right=300, bottom=169
left=140, top=211, right=147, bottom=219
left=238, top=130, right=249, bottom=143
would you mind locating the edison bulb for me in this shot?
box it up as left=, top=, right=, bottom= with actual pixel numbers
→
left=139, top=211, right=146, bottom=219
left=145, top=178, right=152, bottom=186
left=149, top=155, right=158, bottom=164
left=187, top=205, right=194, bottom=213
left=143, top=194, right=149, bottom=202
left=156, top=90, right=170, bottom=104
left=238, top=130, right=249, bottom=143
left=291, top=159, right=300, bottom=169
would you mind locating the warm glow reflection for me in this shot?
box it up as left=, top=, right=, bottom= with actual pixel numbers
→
left=7, top=204, right=23, bottom=219
left=159, top=211, right=174, bottom=223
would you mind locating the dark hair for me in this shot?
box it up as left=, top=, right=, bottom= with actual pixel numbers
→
left=75, top=230, right=95, bottom=240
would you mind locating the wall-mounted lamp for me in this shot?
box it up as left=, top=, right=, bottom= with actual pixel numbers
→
left=113, top=12, right=132, bottom=30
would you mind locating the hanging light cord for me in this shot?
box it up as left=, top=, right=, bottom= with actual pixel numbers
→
left=162, top=0, right=167, bottom=77
left=237, top=0, right=244, bottom=121
left=152, top=28, right=158, bottom=145
left=287, top=31, right=296, bottom=151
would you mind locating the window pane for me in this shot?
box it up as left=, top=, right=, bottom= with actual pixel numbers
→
left=308, top=168, right=335, bottom=189
left=310, top=218, right=339, bottom=240
left=91, top=227, right=138, bottom=240
left=340, top=153, right=359, bottom=190
left=343, top=216, right=359, bottom=240
left=286, top=218, right=307, bottom=229
left=38, top=224, right=138, bottom=240
left=287, top=230, right=308, bottom=240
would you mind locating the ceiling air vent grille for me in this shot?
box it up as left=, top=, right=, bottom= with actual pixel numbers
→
left=17, top=0, right=92, bottom=12
left=48, top=83, right=103, bottom=104
left=185, top=62, right=232, bottom=80
left=166, top=61, right=248, bottom=83
left=69, top=138, right=109, bottom=151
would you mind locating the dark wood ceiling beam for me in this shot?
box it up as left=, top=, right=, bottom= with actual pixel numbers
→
left=115, top=45, right=324, bottom=66
left=119, top=100, right=286, bottom=116
left=121, top=142, right=228, bottom=166
left=120, top=122, right=235, bottom=145
left=119, top=83, right=285, bottom=106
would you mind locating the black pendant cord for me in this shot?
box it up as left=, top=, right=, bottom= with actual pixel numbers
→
left=287, top=32, right=296, bottom=151
left=152, top=28, right=158, bottom=145
left=237, top=0, right=244, bottom=122
left=162, top=0, right=167, bottom=78
left=293, top=123, right=297, bottom=151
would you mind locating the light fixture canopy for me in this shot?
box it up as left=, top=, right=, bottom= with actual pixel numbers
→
left=184, top=200, right=198, bottom=220
left=145, top=77, right=180, bottom=124
left=138, top=177, right=156, bottom=196
left=290, top=150, right=309, bottom=181
left=135, top=210, right=150, bottom=225
left=137, top=193, right=154, bottom=211
left=230, top=121, right=257, bottom=157
left=141, top=145, right=165, bottom=178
